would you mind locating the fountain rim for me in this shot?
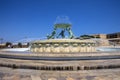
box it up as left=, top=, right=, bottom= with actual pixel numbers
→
left=32, top=39, right=95, bottom=43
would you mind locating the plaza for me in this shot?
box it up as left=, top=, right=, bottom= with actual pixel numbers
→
left=0, top=16, right=120, bottom=80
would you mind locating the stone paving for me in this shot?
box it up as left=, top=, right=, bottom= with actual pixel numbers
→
left=0, top=51, right=120, bottom=80
left=0, top=67, right=120, bottom=80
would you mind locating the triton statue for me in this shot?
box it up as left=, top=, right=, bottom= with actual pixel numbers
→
left=47, top=16, right=74, bottom=39
left=31, top=16, right=96, bottom=53
left=47, top=28, right=56, bottom=39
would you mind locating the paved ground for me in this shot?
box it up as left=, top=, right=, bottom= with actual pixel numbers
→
left=0, top=51, right=120, bottom=80
left=0, top=67, right=120, bottom=80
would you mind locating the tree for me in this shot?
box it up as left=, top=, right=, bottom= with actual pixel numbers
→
left=5, top=42, right=12, bottom=48
left=27, top=43, right=30, bottom=47
left=80, top=35, right=95, bottom=39
left=18, top=43, right=22, bottom=48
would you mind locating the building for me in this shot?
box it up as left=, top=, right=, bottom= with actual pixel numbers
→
left=90, top=34, right=109, bottom=46
left=0, top=43, right=6, bottom=48
left=107, top=32, right=120, bottom=45
left=91, top=34, right=107, bottom=39
left=91, top=32, right=120, bottom=46
left=107, top=32, right=120, bottom=38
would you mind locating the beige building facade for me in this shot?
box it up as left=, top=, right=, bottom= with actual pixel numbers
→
left=91, top=34, right=107, bottom=39
left=107, top=32, right=120, bottom=45
left=91, top=32, right=120, bottom=46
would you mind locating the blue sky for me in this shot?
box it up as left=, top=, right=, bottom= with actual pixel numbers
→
left=0, top=0, right=120, bottom=42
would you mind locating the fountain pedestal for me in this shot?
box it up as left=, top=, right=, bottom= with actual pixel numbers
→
left=30, top=39, right=96, bottom=53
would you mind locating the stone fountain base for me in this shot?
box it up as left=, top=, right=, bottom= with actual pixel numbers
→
left=30, top=39, right=96, bottom=53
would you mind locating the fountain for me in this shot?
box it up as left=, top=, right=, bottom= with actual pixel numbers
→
left=0, top=16, right=120, bottom=80
left=30, top=16, right=96, bottom=53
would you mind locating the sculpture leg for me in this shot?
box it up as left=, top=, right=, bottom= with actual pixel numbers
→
left=67, top=28, right=74, bottom=39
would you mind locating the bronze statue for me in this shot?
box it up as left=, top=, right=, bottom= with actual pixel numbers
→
left=47, top=16, right=74, bottom=39
left=67, top=27, right=74, bottom=39
left=57, top=29, right=65, bottom=38
left=47, top=28, right=56, bottom=39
